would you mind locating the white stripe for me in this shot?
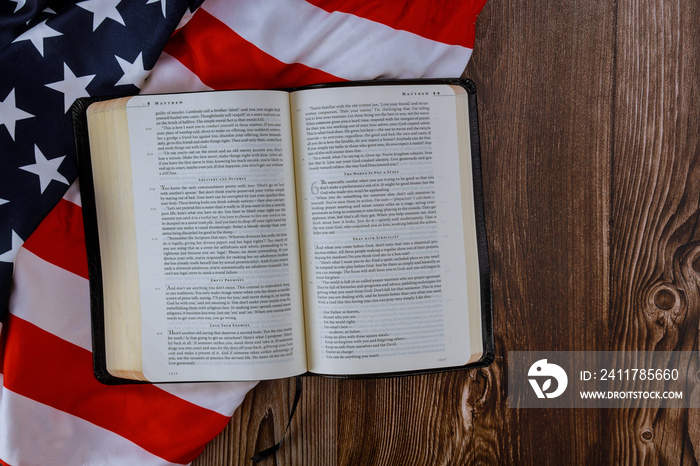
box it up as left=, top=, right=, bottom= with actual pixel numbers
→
left=10, top=248, right=92, bottom=350
left=142, top=51, right=213, bottom=95
left=10, top=248, right=255, bottom=415
left=63, top=180, right=82, bottom=207
left=154, top=380, right=257, bottom=416
left=0, top=388, right=175, bottom=466
left=201, top=0, right=472, bottom=79
left=174, top=4, right=199, bottom=31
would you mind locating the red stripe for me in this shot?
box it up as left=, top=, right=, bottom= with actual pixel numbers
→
left=0, top=323, right=5, bottom=375
left=21, top=199, right=88, bottom=280
left=305, top=0, right=485, bottom=48
left=164, top=9, right=343, bottom=90
left=2, top=314, right=230, bottom=464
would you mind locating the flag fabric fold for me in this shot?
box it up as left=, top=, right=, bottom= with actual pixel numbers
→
left=0, top=0, right=486, bottom=463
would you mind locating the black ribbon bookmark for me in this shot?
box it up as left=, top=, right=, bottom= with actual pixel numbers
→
left=251, top=376, right=303, bottom=463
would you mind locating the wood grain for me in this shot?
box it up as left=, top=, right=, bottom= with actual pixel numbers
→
left=466, top=1, right=614, bottom=464
left=609, top=0, right=700, bottom=463
left=194, top=0, right=700, bottom=464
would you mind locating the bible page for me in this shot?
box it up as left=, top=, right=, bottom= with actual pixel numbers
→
left=126, top=90, right=306, bottom=381
left=291, top=83, right=482, bottom=375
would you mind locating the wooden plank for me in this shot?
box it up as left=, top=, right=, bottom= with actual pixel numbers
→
left=608, top=0, right=700, bottom=463
left=464, top=0, right=614, bottom=464
left=194, top=379, right=307, bottom=464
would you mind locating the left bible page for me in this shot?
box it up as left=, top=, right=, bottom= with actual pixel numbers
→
left=122, top=91, right=306, bottom=381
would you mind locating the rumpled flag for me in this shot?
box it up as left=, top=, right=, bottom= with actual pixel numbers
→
left=0, top=0, right=486, bottom=463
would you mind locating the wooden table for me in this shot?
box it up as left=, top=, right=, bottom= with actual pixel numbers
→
left=195, top=0, right=700, bottom=463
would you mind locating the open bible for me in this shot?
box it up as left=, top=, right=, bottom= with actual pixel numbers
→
left=72, top=79, right=493, bottom=383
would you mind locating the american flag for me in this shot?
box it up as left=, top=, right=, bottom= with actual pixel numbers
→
left=0, top=0, right=485, bottom=463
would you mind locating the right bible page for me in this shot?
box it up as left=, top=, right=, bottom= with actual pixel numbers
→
left=291, top=83, right=483, bottom=376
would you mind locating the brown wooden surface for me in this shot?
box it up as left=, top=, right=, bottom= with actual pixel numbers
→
left=194, top=0, right=700, bottom=464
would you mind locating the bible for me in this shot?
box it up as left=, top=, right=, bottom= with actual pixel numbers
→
left=72, top=79, right=493, bottom=383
